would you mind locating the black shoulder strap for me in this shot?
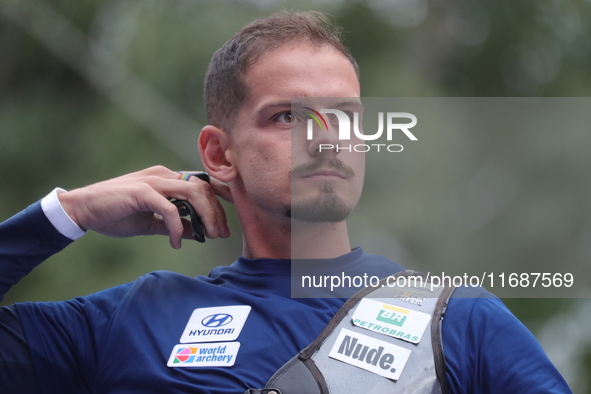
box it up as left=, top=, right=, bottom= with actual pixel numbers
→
left=431, top=283, right=455, bottom=394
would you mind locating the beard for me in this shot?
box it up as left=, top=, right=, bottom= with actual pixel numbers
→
left=285, top=182, right=352, bottom=223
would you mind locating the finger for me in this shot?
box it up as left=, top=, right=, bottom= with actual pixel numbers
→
left=180, top=218, right=195, bottom=240
left=174, top=170, right=231, bottom=204
left=147, top=178, right=226, bottom=239
left=148, top=215, right=194, bottom=240
left=185, top=176, right=231, bottom=238
left=209, top=177, right=234, bottom=204
left=140, top=191, right=185, bottom=249
left=137, top=165, right=180, bottom=179
left=192, top=181, right=231, bottom=238
left=183, top=181, right=225, bottom=239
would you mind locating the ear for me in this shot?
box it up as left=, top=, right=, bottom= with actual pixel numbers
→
left=198, top=125, right=237, bottom=182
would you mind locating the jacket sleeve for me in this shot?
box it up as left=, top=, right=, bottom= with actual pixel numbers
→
left=0, top=201, right=75, bottom=393
left=0, top=201, right=73, bottom=301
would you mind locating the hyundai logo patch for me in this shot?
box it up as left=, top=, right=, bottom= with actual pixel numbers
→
left=180, top=305, right=252, bottom=343
left=202, top=313, right=233, bottom=328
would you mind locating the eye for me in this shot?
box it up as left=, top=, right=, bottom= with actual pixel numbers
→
left=273, top=111, right=295, bottom=123
left=273, top=111, right=300, bottom=124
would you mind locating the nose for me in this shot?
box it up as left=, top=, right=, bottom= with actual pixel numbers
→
left=307, top=118, right=340, bottom=156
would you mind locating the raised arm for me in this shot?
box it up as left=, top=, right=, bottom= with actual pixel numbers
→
left=0, top=165, right=232, bottom=300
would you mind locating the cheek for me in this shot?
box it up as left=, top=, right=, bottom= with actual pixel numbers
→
left=344, top=152, right=366, bottom=198
left=342, top=150, right=365, bottom=175
left=239, top=140, right=292, bottom=192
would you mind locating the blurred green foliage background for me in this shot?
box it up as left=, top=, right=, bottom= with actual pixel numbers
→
left=1, top=0, right=590, bottom=391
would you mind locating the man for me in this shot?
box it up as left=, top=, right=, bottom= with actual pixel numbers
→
left=0, top=11, right=570, bottom=393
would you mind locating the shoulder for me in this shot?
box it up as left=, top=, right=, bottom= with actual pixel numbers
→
left=17, top=271, right=192, bottom=319
left=355, top=249, right=405, bottom=276
left=442, top=288, right=571, bottom=393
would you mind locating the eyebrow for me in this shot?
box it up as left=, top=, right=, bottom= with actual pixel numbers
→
left=255, top=99, right=363, bottom=115
left=315, top=101, right=363, bottom=116
left=292, top=99, right=363, bottom=108
left=330, top=99, right=363, bottom=107
left=254, top=101, right=292, bottom=116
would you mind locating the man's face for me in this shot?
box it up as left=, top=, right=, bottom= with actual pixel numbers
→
left=228, top=42, right=363, bottom=224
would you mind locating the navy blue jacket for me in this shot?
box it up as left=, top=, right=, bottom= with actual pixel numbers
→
left=0, top=202, right=572, bottom=393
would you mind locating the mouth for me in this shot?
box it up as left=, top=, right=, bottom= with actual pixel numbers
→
left=301, top=169, right=350, bottom=180
left=291, top=157, right=356, bottom=181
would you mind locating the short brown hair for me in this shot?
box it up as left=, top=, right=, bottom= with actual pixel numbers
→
left=203, top=10, right=359, bottom=131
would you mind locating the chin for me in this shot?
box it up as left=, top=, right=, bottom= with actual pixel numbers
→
left=286, top=192, right=352, bottom=223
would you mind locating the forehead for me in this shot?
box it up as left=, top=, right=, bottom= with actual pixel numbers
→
left=242, top=43, right=360, bottom=113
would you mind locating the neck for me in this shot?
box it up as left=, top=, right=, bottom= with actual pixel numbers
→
left=238, top=211, right=352, bottom=260
left=290, top=220, right=352, bottom=259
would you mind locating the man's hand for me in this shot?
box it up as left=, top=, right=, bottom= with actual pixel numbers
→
left=58, top=166, right=233, bottom=249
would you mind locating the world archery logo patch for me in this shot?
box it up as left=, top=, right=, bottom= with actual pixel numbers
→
left=167, top=342, right=240, bottom=368
left=173, top=346, right=199, bottom=363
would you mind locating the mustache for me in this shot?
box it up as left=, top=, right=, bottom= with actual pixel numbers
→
left=291, top=157, right=356, bottom=179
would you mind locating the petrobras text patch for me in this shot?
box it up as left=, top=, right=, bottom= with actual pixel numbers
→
left=180, top=305, right=251, bottom=343
left=351, top=299, right=431, bottom=344
left=329, top=328, right=410, bottom=381
left=167, top=342, right=240, bottom=368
